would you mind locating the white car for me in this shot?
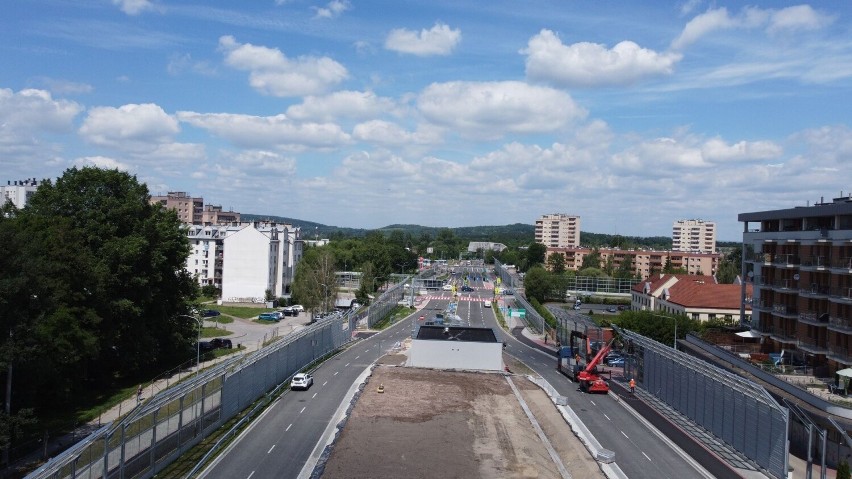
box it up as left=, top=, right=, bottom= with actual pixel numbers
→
left=442, top=284, right=453, bottom=291
left=484, top=301, right=492, bottom=308
left=291, top=373, right=313, bottom=390
left=291, top=304, right=305, bottom=312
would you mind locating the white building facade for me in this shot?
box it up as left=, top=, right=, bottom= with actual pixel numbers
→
left=672, top=219, right=716, bottom=253
left=1, top=178, right=42, bottom=208
left=186, top=222, right=302, bottom=301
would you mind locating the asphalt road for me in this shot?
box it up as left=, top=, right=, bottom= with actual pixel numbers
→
left=199, top=313, right=414, bottom=479
left=199, top=272, right=729, bottom=479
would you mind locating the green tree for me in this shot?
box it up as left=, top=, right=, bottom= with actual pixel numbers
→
left=355, top=261, right=376, bottom=305
left=547, top=252, right=566, bottom=274
left=581, top=249, right=602, bottom=270
left=616, top=255, right=635, bottom=279
left=2, top=167, right=197, bottom=417
left=603, top=256, right=615, bottom=276
left=292, top=248, right=337, bottom=314
left=523, top=266, right=551, bottom=303
left=526, top=242, right=547, bottom=268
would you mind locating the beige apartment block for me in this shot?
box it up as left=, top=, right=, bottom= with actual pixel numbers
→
left=546, top=246, right=720, bottom=280
left=740, top=194, right=852, bottom=375
left=535, top=213, right=580, bottom=248
left=151, top=191, right=204, bottom=224
left=201, top=204, right=241, bottom=225
left=672, top=219, right=717, bottom=253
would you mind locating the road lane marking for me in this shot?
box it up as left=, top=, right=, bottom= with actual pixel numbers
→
left=300, top=406, right=306, bottom=414
left=247, top=471, right=255, bottom=479
left=267, top=445, right=275, bottom=454
left=312, top=392, right=317, bottom=398
left=323, top=381, right=328, bottom=386
left=621, top=431, right=629, bottom=439
left=345, top=363, right=350, bottom=367
left=590, top=400, right=597, bottom=406
left=642, top=451, right=652, bottom=461
left=603, top=413, right=611, bottom=421
left=334, top=371, right=339, bottom=376
left=355, top=355, right=360, bottom=359
left=286, top=423, right=292, bottom=431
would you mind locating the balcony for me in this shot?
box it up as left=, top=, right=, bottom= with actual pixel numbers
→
left=829, top=287, right=852, bottom=303
left=753, top=320, right=773, bottom=334
left=828, top=316, right=852, bottom=333
left=798, top=337, right=828, bottom=354
left=771, top=279, right=798, bottom=293
left=799, top=284, right=830, bottom=298
left=772, top=303, right=798, bottom=319
left=831, top=257, right=852, bottom=272
left=772, top=254, right=800, bottom=267
left=798, top=311, right=829, bottom=326
left=800, top=256, right=829, bottom=270
left=769, top=326, right=798, bottom=344
left=828, top=345, right=852, bottom=365
left=751, top=253, right=773, bottom=264
left=751, top=299, right=772, bottom=312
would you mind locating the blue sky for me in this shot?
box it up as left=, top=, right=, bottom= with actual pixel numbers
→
left=2, top=0, right=851, bottom=241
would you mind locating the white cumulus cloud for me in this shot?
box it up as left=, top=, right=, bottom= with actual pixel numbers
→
left=352, top=120, right=442, bottom=146
left=0, top=88, right=82, bottom=135
left=285, top=90, right=395, bottom=122
left=218, top=36, right=348, bottom=97
left=417, top=81, right=586, bottom=139
left=73, top=155, right=131, bottom=171
left=79, top=103, right=179, bottom=149
left=314, top=0, right=350, bottom=19
left=523, top=29, right=681, bottom=87
left=177, top=111, right=350, bottom=150
left=112, top=0, right=154, bottom=15
left=385, top=23, right=461, bottom=56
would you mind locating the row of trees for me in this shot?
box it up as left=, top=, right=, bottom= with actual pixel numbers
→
left=1, top=168, right=200, bottom=456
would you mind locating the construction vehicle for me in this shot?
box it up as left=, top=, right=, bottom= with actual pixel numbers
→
left=576, top=339, right=614, bottom=394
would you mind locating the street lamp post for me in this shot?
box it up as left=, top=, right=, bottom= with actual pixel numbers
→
left=179, top=314, right=202, bottom=376
left=320, top=283, right=329, bottom=314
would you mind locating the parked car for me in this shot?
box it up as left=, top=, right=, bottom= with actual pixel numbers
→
left=606, top=356, right=626, bottom=367
left=573, top=304, right=581, bottom=310
left=617, top=305, right=628, bottom=311
left=291, top=373, right=313, bottom=390
left=607, top=307, right=617, bottom=313
left=280, top=307, right=297, bottom=316
left=258, top=312, right=281, bottom=321
left=201, top=309, right=221, bottom=317
left=291, top=305, right=305, bottom=312
left=442, top=284, right=453, bottom=291
left=210, top=338, right=233, bottom=349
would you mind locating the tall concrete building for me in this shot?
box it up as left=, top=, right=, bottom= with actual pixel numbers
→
left=151, top=192, right=204, bottom=224
left=672, top=219, right=716, bottom=253
left=535, top=214, right=580, bottom=248
left=1, top=178, right=43, bottom=208
left=739, top=194, right=852, bottom=375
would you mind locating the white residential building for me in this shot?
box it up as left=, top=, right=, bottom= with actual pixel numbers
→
left=535, top=213, right=581, bottom=248
left=186, top=222, right=302, bottom=301
left=672, top=219, right=716, bottom=253
left=1, top=178, right=43, bottom=208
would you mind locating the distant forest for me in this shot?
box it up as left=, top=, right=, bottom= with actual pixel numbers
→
left=241, top=213, right=739, bottom=250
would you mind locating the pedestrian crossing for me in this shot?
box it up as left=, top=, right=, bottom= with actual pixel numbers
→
left=419, top=295, right=493, bottom=303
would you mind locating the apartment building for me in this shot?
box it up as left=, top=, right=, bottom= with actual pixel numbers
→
left=201, top=204, right=240, bottom=225
left=672, top=219, right=716, bottom=253
left=631, top=274, right=752, bottom=322
left=535, top=214, right=580, bottom=248
left=187, top=222, right=302, bottom=301
left=1, top=178, right=43, bottom=208
left=739, top=195, right=852, bottom=374
left=546, top=246, right=719, bottom=279
left=151, top=192, right=204, bottom=224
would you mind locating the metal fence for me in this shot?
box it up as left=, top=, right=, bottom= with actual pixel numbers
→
left=365, top=277, right=409, bottom=328
left=26, top=311, right=357, bottom=479
left=493, top=259, right=521, bottom=290
left=616, top=327, right=789, bottom=479
left=568, top=276, right=636, bottom=295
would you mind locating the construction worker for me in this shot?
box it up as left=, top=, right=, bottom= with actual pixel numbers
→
left=629, top=378, right=636, bottom=394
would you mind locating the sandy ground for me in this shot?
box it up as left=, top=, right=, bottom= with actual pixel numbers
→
left=320, top=364, right=605, bottom=479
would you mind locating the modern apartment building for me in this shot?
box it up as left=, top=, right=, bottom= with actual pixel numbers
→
left=535, top=214, right=580, bottom=248
left=672, top=219, right=717, bottom=253
left=150, top=191, right=204, bottom=224
left=1, top=178, right=43, bottom=208
left=546, top=246, right=719, bottom=279
left=186, top=222, right=302, bottom=300
left=740, top=195, right=852, bottom=374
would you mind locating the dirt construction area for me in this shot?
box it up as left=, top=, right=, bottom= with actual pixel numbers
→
left=320, top=364, right=605, bottom=479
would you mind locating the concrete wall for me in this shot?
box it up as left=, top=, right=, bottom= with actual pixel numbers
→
left=408, top=340, right=503, bottom=371
left=222, top=226, right=272, bottom=302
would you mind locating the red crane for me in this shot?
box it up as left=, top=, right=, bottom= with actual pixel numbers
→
left=576, top=339, right=614, bottom=393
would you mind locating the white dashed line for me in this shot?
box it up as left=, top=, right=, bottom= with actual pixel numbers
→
left=642, top=451, right=651, bottom=461
left=267, top=445, right=275, bottom=454
left=603, top=413, right=611, bottom=421
left=286, top=423, right=292, bottom=431
left=345, top=363, right=350, bottom=367
left=247, top=471, right=255, bottom=479
left=590, top=400, right=597, bottom=406
left=312, top=392, right=317, bottom=399
left=621, top=431, right=629, bottom=439
left=300, top=406, right=306, bottom=414
left=322, top=381, right=327, bottom=386
left=355, top=355, right=360, bottom=360
left=334, top=371, right=339, bottom=376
